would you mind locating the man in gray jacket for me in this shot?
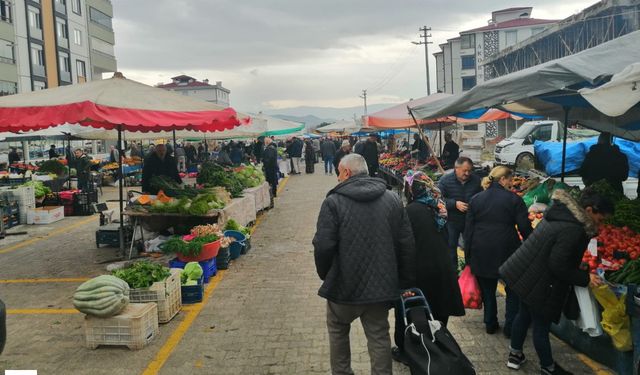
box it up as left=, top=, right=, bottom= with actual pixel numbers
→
left=313, top=154, right=415, bottom=375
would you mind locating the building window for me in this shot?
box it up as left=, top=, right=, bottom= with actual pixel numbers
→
left=505, top=30, right=518, bottom=47
left=56, top=18, right=68, bottom=40
left=462, top=77, right=476, bottom=91
left=0, top=0, right=11, bottom=23
left=89, top=7, right=112, bottom=30
left=28, top=8, right=42, bottom=30
left=59, top=52, right=71, bottom=82
left=73, top=29, right=82, bottom=45
left=0, top=80, right=17, bottom=96
left=0, top=39, right=14, bottom=64
left=71, top=0, right=81, bottom=15
left=90, top=36, right=114, bottom=56
left=33, top=80, right=46, bottom=91
left=460, top=34, right=475, bottom=49
left=76, top=59, right=85, bottom=77
left=531, top=27, right=544, bottom=36
left=461, top=56, right=475, bottom=70
left=30, top=45, right=45, bottom=76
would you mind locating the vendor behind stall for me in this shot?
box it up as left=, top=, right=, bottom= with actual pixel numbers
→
left=580, top=132, right=629, bottom=193
left=8, top=148, right=20, bottom=165
left=411, top=133, right=429, bottom=162
left=73, top=148, right=92, bottom=191
left=142, top=143, right=181, bottom=194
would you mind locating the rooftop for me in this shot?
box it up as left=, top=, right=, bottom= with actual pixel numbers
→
left=493, top=7, right=533, bottom=14
left=462, top=17, right=558, bottom=33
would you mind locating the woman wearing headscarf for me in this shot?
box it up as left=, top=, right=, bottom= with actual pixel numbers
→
left=463, top=166, right=533, bottom=336
left=304, top=138, right=315, bottom=174
left=392, top=170, right=465, bottom=364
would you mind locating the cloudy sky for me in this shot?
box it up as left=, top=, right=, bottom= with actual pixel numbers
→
left=112, top=0, right=596, bottom=113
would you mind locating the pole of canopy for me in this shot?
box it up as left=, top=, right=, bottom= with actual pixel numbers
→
left=66, top=135, right=71, bottom=190
left=117, top=125, right=125, bottom=255
left=172, top=130, right=177, bottom=153
left=408, top=106, right=444, bottom=174
left=560, top=106, right=570, bottom=183
left=439, top=122, right=443, bottom=157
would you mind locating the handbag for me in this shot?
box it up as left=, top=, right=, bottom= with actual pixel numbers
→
left=401, top=289, right=476, bottom=375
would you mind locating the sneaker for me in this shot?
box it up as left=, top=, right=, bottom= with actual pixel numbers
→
left=541, top=363, right=572, bottom=375
left=391, top=346, right=410, bottom=366
left=507, top=352, right=526, bottom=370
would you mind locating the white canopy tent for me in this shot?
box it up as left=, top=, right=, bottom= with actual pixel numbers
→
left=410, top=31, right=640, bottom=141
left=315, top=119, right=361, bottom=134
left=579, top=62, right=640, bottom=117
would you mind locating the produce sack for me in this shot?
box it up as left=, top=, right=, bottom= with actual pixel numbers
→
left=523, top=179, right=570, bottom=207
left=592, top=285, right=632, bottom=351
left=458, top=266, right=482, bottom=309
left=574, top=286, right=603, bottom=337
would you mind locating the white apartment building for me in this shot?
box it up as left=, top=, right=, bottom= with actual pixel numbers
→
left=157, top=75, right=231, bottom=107
left=434, top=7, right=558, bottom=94
left=0, top=0, right=116, bottom=95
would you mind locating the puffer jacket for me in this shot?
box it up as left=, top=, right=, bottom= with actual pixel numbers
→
left=499, top=189, right=596, bottom=323
left=313, top=175, right=416, bottom=304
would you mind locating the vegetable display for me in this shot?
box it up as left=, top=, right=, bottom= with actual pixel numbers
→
left=191, top=224, right=222, bottom=237
left=38, top=160, right=66, bottom=176
left=150, top=175, right=200, bottom=198
left=611, top=199, right=640, bottom=234
left=583, top=225, right=640, bottom=275
left=197, top=162, right=245, bottom=198
left=21, top=181, right=52, bottom=199
left=224, top=219, right=250, bottom=237
left=73, top=275, right=130, bottom=317
left=606, top=259, right=640, bottom=285
left=233, top=164, right=265, bottom=188
left=181, top=262, right=203, bottom=286
left=161, top=234, right=220, bottom=258
left=112, top=262, right=171, bottom=289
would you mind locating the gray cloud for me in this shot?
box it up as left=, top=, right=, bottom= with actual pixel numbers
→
left=112, top=0, right=593, bottom=110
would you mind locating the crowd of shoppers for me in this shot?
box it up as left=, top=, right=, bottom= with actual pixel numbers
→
left=311, top=151, right=613, bottom=375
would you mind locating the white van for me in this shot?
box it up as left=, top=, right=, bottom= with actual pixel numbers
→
left=494, top=120, right=598, bottom=169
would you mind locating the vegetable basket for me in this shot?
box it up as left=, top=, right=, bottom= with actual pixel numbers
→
left=128, top=268, right=181, bottom=323
left=175, top=238, right=221, bottom=262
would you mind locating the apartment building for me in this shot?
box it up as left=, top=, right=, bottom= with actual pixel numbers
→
left=434, top=7, right=558, bottom=94
left=157, top=75, right=231, bottom=107
left=0, top=0, right=116, bottom=96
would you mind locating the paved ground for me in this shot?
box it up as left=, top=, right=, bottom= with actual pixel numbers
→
left=0, top=171, right=613, bottom=374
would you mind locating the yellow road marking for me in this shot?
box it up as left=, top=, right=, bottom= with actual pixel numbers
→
left=0, top=278, right=90, bottom=284
left=141, top=271, right=225, bottom=375
left=142, top=176, right=290, bottom=374
left=0, top=215, right=96, bottom=255
left=576, top=354, right=614, bottom=375
left=8, top=309, right=79, bottom=315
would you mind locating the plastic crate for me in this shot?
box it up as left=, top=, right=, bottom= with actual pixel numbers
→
left=129, top=268, right=182, bottom=323
left=181, top=275, right=205, bottom=304
left=84, top=303, right=159, bottom=350
left=169, top=257, right=217, bottom=283
left=11, top=186, right=35, bottom=224
left=73, top=192, right=94, bottom=216
left=0, top=177, right=27, bottom=187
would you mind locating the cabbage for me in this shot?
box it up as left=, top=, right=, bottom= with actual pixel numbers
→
left=184, top=262, right=203, bottom=281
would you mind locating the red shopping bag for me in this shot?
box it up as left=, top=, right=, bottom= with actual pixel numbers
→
left=458, top=266, right=483, bottom=309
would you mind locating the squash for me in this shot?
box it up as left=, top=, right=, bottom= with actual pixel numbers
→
left=137, top=195, right=152, bottom=205
left=156, top=190, right=172, bottom=204
left=73, top=275, right=130, bottom=318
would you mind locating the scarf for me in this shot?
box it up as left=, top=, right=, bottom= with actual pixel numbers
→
left=405, top=170, right=448, bottom=231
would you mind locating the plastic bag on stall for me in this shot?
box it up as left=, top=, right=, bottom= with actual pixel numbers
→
left=523, top=179, right=570, bottom=207
left=458, top=266, right=482, bottom=309
left=574, top=286, right=603, bottom=337
left=592, top=285, right=632, bottom=351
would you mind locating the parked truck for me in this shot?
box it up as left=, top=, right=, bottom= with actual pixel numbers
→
left=494, top=120, right=598, bottom=170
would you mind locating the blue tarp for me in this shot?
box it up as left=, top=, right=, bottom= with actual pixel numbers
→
left=535, top=137, right=640, bottom=177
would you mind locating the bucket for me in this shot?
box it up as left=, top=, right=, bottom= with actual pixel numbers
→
left=224, top=230, right=246, bottom=260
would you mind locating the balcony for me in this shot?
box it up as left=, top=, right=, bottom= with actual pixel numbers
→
left=29, top=27, right=42, bottom=40
left=59, top=70, right=71, bottom=83
left=57, top=36, right=68, bottom=48
left=54, top=1, right=66, bottom=15
left=31, top=64, right=45, bottom=77
left=0, top=56, right=14, bottom=65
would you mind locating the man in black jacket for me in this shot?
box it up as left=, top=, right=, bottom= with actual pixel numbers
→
left=313, top=153, right=415, bottom=375
left=141, top=144, right=181, bottom=194
left=359, top=134, right=380, bottom=177
left=579, top=132, right=629, bottom=193
left=262, top=137, right=279, bottom=200
left=500, top=189, right=611, bottom=375
left=438, top=157, right=482, bottom=269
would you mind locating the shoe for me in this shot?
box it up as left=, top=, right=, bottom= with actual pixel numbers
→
left=391, top=346, right=410, bottom=366
left=486, top=322, right=499, bottom=334
left=507, top=352, right=526, bottom=370
left=541, top=363, right=572, bottom=375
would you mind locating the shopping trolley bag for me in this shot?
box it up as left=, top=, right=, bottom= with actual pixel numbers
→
left=400, top=288, right=475, bottom=375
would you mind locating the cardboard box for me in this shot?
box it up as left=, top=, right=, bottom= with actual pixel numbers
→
left=27, top=206, right=65, bottom=224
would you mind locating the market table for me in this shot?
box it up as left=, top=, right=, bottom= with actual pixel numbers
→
left=242, top=182, right=271, bottom=212
left=219, top=194, right=257, bottom=227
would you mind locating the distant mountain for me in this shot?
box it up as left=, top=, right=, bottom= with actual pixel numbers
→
left=264, top=103, right=397, bottom=129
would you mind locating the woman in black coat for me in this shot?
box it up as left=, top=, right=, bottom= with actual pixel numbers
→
left=304, top=139, right=315, bottom=174
left=463, top=166, right=533, bottom=336
left=392, top=171, right=465, bottom=363
left=500, top=189, right=611, bottom=373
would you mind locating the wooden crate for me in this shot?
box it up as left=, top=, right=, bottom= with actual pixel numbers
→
left=129, top=268, right=182, bottom=323
left=84, top=303, right=159, bottom=350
